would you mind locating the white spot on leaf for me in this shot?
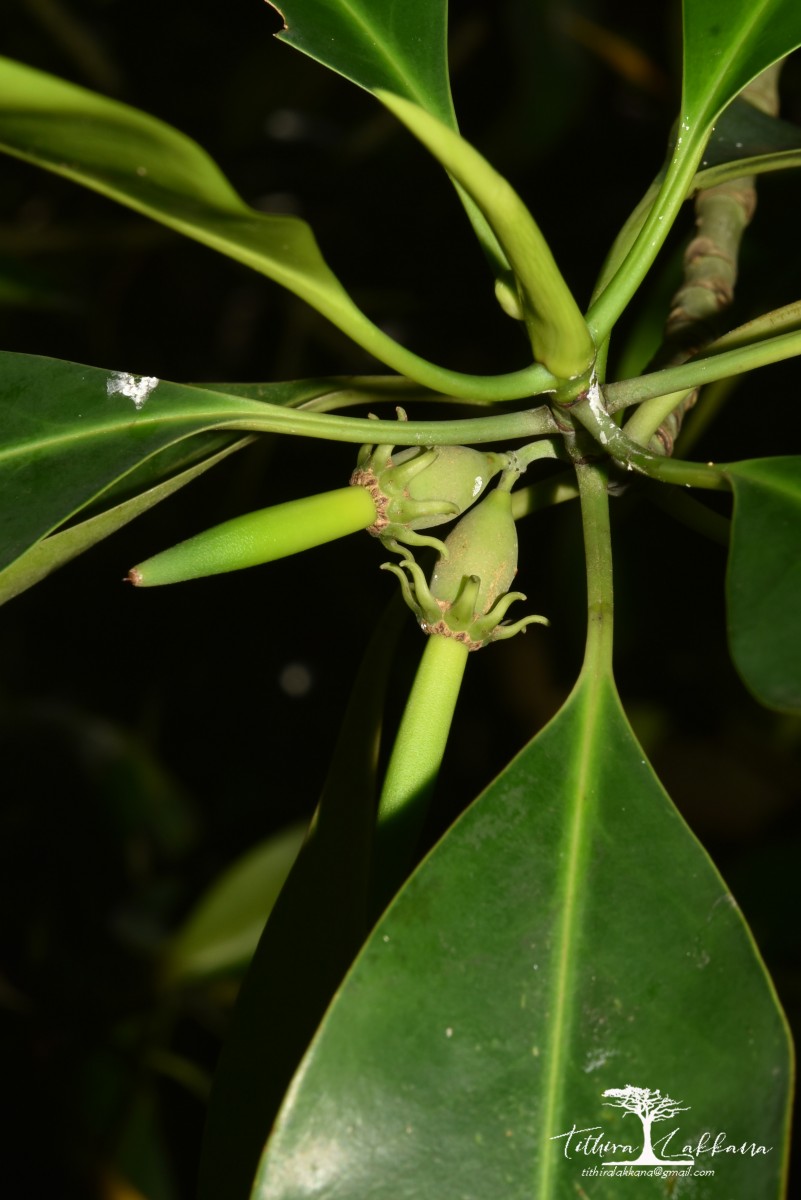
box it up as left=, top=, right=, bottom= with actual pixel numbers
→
left=107, top=371, right=159, bottom=411
left=584, top=1046, right=618, bottom=1073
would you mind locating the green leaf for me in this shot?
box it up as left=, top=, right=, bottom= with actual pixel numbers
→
left=198, top=599, right=407, bottom=1200
left=0, top=57, right=369, bottom=339
left=267, top=0, right=510, bottom=280
left=682, top=0, right=801, bottom=129
left=253, top=673, right=791, bottom=1199
left=0, top=350, right=352, bottom=580
left=726, top=456, right=801, bottom=714
left=590, top=3, right=801, bottom=339
left=377, top=92, right=594, bottom=381
left=163, top=824, right=307, bottom=986
left=706, top=299, right=801, bottom=353
left=106, top=1085, right=179, bottom=1200
left=269, top=0, right=453, bottom=122
left=0, top=350, right=559, bottom=591
left=0, top=435, right=251, bottom=605
left=0, top=56, right=543, bottom=396
left=699, top=93, right=801, bottom=170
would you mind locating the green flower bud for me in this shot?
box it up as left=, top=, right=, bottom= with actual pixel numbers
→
left=351, top=441, right=508, bottom=553
left=382, top=486, right=548, bottom=649
left=128, top=485, right=377, bottom=587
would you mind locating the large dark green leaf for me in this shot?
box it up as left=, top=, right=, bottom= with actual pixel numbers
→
left=726, top=457, right=801, bottom=714
left=0, top=351, right=355, bottom=578
left=252, top=670, right=791, bottom=1199
left=0, top=56, right=548, bottom=393
left=0, top=350, right=558, bottom=594
left=0, top=55, right=506, bottom=387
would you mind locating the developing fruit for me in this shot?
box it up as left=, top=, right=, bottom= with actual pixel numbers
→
left=383, top=486, right=547, bottom=649
left=351, top=440, right=509, bottom=552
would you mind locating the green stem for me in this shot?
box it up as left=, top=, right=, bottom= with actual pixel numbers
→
left=587, top=146, right=706, bottom=343
left=589, top=179, right=660, bottom=308
left=201, top=393, right=560, bottom=445
left=623, top=388, right=691, bottom=447
left=510, top=438, right=563, bottom=473
left=645, top=483, right=730, bottom=546
left=373, top=634, right=469, bottom=907
left=377, top=92, right=595, bottom=381
left=575, top=463, right=614, bottom=678
left=603, top=327, right=801, bottom=412
left=571, top=388, right=728, bottom=490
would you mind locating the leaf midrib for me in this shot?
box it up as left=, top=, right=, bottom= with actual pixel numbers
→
left=280, top=0, right=434, bottom=113
left=536, top=669, right=606, bottom=1196
left=685, top=0, right=777, bottom=118
left=0, top=409, right=268, bottom=465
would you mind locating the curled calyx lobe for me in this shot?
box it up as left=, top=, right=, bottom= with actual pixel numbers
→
left=351, top=442, right=508, bottom=548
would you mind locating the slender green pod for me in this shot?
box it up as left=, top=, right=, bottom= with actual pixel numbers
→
left=128, top=485, right=377, bottom=586
left=373, top=633, right=469, bottom=909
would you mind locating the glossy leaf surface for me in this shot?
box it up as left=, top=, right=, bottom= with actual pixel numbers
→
left=0, top=56, right=543, bottom=393
left=0, top=351, right=559, bottom=596
left=683, top=0, right=801, bottom=126
left=726, top=456, right=801, bottom=714
left=0, top=351, right=355, bottom=583
left=0, top=57, right=372, bottom=338
left=0, top=57, right=482, bottom=388
left=253, top=672, right=791, bottom=1199
left=269, top=0, right=452, bottom=122
left=699, top=95, right=801, bottom=170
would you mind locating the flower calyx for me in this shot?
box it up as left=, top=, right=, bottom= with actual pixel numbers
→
left=382, top=487, right=548, bottom=650
left=351, top=433, right=508, bottom=554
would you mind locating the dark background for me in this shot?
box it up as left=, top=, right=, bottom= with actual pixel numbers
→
left=1, top=1, right=800, bottom=1196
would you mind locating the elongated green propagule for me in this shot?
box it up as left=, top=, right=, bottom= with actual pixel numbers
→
left=128, top=443, right=508, bottom=586
left=128, top=486, right=377, bottom=586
